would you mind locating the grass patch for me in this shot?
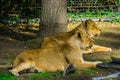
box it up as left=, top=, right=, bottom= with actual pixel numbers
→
left=26, top=71, right=63, bottom=80
left=26, top=72, right=53, bottom=80
left=67, top=70, right=80, bottom=78
left=0, top=73, right=16, bottom=80
left=67, top=11, right=120, bottom=22
left=80, top=68, right=96, bottom=75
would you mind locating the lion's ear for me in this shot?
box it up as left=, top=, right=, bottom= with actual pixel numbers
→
left=78, top=33, right=81, bottom=38
left=85, top=19, right=91, bottom=26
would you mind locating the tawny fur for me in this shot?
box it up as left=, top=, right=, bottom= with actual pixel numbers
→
left=41, top=19, right=112, bottom=54
left=0, top=31, right=101, bottom=76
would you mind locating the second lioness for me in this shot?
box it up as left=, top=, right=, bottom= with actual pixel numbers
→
left=41, top=19, right=111, bottom=54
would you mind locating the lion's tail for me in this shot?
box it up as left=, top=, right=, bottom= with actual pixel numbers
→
left=0, top=63, right=12, bottom=69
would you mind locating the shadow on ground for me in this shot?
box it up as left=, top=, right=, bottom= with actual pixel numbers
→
left=0, top=24, right=38, bottom=41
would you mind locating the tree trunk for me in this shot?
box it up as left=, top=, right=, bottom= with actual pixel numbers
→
left=39, top=0, right=67, bottom=38
left=118, top=0, right=120, bottom=11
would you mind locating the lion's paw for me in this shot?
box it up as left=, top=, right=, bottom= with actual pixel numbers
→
left=88, top=49, right=93, bottom=53
left=95, top=61, right=102, bottom=65
left=108, top=48, right=112, bottom=52
left=9, top=70, right=20, bottom=76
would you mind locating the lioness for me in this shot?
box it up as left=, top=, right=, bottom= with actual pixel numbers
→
left=41, top=19, right=112, bottom=54
left=0, top=31, right=101, bottom=76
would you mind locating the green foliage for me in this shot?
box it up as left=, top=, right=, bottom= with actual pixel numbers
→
left=0, top=73, right=16, bottom=80
left=97, top=0, right=119, bottom=5
left=80, top=68, right=96, bottom=75
left=67, top=70, right=79, bottom=78
left=67, top=0, right=119, bottom=6
left=26, top=72, right=63, bottom=80
left=112, top=17, right=120, bottom=22
left=67, top=11, right=120, bottom=22
left=26, top=69, right=96, bottom=80
left=28, top=72, right=53, bottom=80
left=1, top=0, right=41, bottom=18
left=112, top=12, right=120, bottom=22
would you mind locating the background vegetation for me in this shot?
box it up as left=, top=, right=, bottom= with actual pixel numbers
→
left=0, top=0, right=120, bottom=25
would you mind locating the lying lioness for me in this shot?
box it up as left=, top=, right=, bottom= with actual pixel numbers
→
left=41, top=19, right=112, bottom=54
left=0, top=31, right=101, bottom=76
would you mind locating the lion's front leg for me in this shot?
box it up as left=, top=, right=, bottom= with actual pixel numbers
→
left=83, top=45, right=112, bottom=54
left=67, top=52, right=102, bottom=69
left=72, top=59, right=102, bottom=69
left=92, top=45, right=112, bottom=52
left=79, top=61, right=102, bottom=69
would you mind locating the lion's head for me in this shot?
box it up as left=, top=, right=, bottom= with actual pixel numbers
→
left=85, top=19, right=101, bottom=38
left=68, top=30, right=93, bottom=50
left=78, top=31, right=93, bottom=50
left=75, top=19, right=101, bottom=38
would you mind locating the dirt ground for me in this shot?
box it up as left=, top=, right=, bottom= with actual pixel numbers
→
left=0, top=22, right=120, bottom=80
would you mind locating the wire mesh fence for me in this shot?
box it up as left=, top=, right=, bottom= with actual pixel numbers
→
left=67, top=0, right=120, bottom=13
left=67, top=0, right=120, bottom=22
left=0, top=0, right=120, bottom=23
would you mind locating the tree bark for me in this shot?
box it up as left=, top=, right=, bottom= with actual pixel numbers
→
left=118, top=0, right=120, bottom=11
left=39, top=0, right=67, bottom=38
